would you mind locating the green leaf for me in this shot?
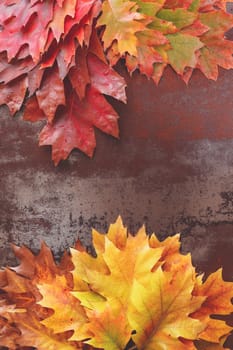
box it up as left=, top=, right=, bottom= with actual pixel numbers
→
left=188, top=0, right=200, bottom=12
left=166, top=33, right=203, bottom=74
left=137, top=0, right=165, bottom=16
left=157, top=8, right=197, bottom=29
left=148, top=17, right=177, bottom=34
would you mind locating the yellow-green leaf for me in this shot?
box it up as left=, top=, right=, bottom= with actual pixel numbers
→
left=166, top=33, right=203, bottom=74
left=157, top=8, right=197, bottom=29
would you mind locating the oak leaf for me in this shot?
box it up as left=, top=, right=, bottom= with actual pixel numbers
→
left=39, top=51, right=126, bottom=165
left=38, top=274, right=87, bottom=336
left=192, top=269, right=233, bottom=343
left=36, top=65, right=65, bottom=123
left=0, top=0, right=233, bottom=164
left=11, top=312, right=78, bottom=350
left=69, top=217, right=233, bottom=350
left=0, top=218, right=233, bottom=349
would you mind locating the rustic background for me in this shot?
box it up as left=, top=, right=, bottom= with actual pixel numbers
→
left=0, top=64, right=233, bottom=343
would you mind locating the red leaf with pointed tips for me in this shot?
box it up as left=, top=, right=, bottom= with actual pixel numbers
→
left=69, top=48, right=90, bottom=100
left=36, top=66, right=65, bottom=123
left=23, top=96, right=46, bottom=123
left=0, top=76, right=27, bottom=115
left=39, top=86, right=120, bottom=165
left=87, top=53, right=127, bottom=103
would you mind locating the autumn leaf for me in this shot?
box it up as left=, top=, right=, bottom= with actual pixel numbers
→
left=0, top=76, right=28, bottom=115
left=0, top=0, right=233, bottom=164
left=0, top=0, right=54, bottom=61
left=128, top=267, right=205, bottom=349
left=0, top=217, right=233, bottom=349
left=98, top=0, right=233, bottom=84
left=36, top=65, right=65, bottom=123
left=12, top=312, right=79, bottom=350
left=39, top=85, right=121, bottom=165
left=98, top=0, right=146, bottom=56
left=38, top=50, right=126, bottom=165
left=192, top=269, right=233, bottom=343
left=37, top=274, right=87, bottom=336
left=69, top=217, right=233, bottom=350
left=166, top=33, right=203, bottom=74
left=157, top=8, right=197, bottom=29
left=0, top=242, right=86, bottom=349
left=0, top=0, right=127, bottom=165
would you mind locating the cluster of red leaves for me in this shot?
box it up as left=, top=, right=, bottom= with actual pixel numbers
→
left=0, top=0, right=126, bottom=165
left=0, top=0, right=232, bottom=164
left=0, top=218, right=232, bottom=349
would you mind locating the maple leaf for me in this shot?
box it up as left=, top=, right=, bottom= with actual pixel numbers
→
left=0, top=242, right=83, bottom=349
left=12, top=312, right=79, bottom=350
left=98, top=0, right=146, bottom=56
left=166, top=33, right=204, bottom=75
left=1, top=217, right=233, bottom=349
left=69, top=217, right=233, bottom=350
left=157, top=8, right=197, bottom=29
left=0, top=301, right=22, bottom=349
left=196, top=11, right=233, bottom=79
left=192, top=269, right=233, bottom=343
left=0, top=0, right=232, bottom=164
left=37, top=274, right=87, bottom=336
left=98, top=0, right=233, bottom=84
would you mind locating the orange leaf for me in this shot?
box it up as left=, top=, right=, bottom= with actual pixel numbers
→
left=38, top=274, right=87, bottom=336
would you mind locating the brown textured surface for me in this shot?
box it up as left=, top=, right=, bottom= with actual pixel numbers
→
left=0, top=65, right=233, bottom=344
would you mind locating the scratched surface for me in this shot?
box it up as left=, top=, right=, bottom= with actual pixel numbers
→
left=0, top=65, right=233, bottom=345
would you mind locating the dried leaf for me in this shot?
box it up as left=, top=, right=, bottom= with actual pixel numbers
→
left=39, top=85, right=121, bottom=165
left=0, top=218, right=232, bottom=349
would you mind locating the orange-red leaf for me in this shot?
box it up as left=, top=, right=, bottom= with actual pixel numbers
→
left=39, top=86, right=120, bottom=165
left=0, top=76, right=27, bottom=115
left=36, top=66, right=65, bottom=123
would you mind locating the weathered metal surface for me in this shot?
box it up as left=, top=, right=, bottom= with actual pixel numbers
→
left=0, top=66, right=233, bottom=344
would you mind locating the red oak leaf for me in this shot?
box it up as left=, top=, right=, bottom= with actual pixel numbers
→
left=23, top=96, right=46, bottom=123
left=87, top=53, right=127, bottom=103
left=0, top=1, right=53, bottom=61
left=68, top=48, right=90, bottom=100
left=36, top=65, right=65, bottom=123
left=39, top=86, right=121, bottom=165
left=0, top=76, right=27, bottom=115
left=0, top=53, right=34, bottom=84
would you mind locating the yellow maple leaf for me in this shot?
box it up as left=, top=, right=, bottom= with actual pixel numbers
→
left=192, top=268, right=233, bottom=343
left=38, top=274, right=88, bottom=337
left=11, top=312, right=79, bottom=350
left=98, top=0, right=146, bottom=56
left=69, top=217, right=232, bottom=350
left=1, top=217, right=233, bottom=349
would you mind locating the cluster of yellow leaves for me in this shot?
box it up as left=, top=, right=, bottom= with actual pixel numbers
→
left=0, top=217, right=232, bottom=349
left=98, top=0, right=233, bottom=82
